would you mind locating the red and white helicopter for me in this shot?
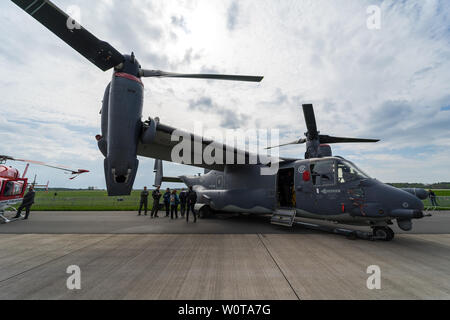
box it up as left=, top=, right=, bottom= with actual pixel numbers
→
left=0, top=155, right=89, bottom=223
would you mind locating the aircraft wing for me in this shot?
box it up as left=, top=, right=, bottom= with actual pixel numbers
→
left=137, top=120, right=297, bottom=172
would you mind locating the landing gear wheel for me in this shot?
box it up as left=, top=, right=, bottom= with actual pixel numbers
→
left=372, top=227, right=395, bottom=241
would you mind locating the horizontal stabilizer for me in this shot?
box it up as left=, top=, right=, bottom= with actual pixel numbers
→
left=162, top=177, right=183, bottom=183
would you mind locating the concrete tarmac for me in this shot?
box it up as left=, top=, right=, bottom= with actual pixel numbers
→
left=0, top=211, right=449, bottom=300
left=1, top=211, right=449, bottom=234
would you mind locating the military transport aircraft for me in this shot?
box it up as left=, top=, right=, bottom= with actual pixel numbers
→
left=10, top=1, right=430, bottom=240
left=153, top=105, right=430, bottom=241
left=0, top=155, right=89, bottom=223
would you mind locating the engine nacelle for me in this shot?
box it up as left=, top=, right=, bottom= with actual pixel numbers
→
left=103, top=55, right=144, bottom=196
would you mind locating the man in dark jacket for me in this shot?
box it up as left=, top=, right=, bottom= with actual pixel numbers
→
left=170, top=190, right=180, bottom=220
left=186, top=186, right=197, bottom=223
left=429, top=190, right=439, bottom=207
left=14, top=186, right=36, bottom=220
left=138, top=186, right=149, bottom=216
left=151, top=186, right=162, bottom=218
left=179, top=189, right=187, bottom=218
left=163, top=188, right=171, bottom=217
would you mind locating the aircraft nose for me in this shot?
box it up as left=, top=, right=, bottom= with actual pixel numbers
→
left=389, top=188, right=425, bottom=219
left=401, top=191, right=424, bottom=211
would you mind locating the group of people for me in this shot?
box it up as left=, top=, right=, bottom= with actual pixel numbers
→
left=138, top=186, right=198, bottom=223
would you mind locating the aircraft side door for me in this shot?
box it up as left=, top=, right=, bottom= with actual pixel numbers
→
left=309, top=159, right=341, bottom=215
left=295, top=162, right=316, bottom=213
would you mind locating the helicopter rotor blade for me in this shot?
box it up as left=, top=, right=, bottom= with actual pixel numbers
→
left=11, top=0, right=124, bottom=71
left=319, top=135, right=380, bottom=144
left=302, top=104, right=318, bottom=138
left=139, top=70, right=264, bottom=82
left=265, top=138, right=307, bottom=150
left=0, top=155, right=89, bottom=177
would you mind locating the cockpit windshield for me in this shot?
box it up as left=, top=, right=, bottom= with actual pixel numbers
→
left=337, top=160, right=371, bottom=183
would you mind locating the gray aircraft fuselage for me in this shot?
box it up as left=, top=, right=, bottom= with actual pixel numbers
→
left=181, top=157, right=425, bottom=230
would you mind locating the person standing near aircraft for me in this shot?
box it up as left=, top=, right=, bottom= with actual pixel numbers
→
left=186, top=186, right=198, bottom=223
left=179, top=189, right=187, bottom=218
left=138, top=186, right=149, bottom=216
left=151, top=186, right=162, bottom=218
left=170, top=190, right=180, bottom=220
left=163, top=188, right=171, bottom=217
left=429, top=190, right=439, bottom=207
left=14, top=186, right=36, bottom=220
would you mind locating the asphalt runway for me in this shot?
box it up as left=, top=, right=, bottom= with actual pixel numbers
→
left=1, top=210, right=449, bottom=234
left=0, top=211, right=449, bottom=300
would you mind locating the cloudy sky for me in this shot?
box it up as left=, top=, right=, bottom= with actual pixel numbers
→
left=1, top=0, right=449, bottom=189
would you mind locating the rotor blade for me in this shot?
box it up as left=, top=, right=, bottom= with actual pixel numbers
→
left=302, top=104, right=318, bottom=138
left=319, top=135, right=380, bottom=144
left=11, top=0, right=124, bottom=71
left=8, top=157, right=89, bottom=176
left=265, top=138, right=307, bottom=150
left=140, top=70, right=263, bottom=82
left=0, top=155, right=14, bottom=163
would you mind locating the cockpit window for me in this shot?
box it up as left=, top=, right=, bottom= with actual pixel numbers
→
left=337, top=160, right=371, bottom=183
left=3, top=181, right=12, bottom=196
left=310, top=160, right=336, bottom=186
left=3, top=181, right=23, bottom=196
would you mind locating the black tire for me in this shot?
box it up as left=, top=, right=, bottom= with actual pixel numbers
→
left=373, top=227, right=395, bottom=241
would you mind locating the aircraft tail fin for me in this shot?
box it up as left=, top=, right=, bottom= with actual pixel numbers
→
left=153, top=160, right=183, bottom=187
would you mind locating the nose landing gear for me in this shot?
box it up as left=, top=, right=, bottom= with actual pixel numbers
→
left=372, top=226, right=395, bottom=241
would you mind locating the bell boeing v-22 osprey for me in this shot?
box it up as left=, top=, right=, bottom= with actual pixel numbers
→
left=11, top=0, right=430, bottom=240
left=154, top=104, right=430, bottom=241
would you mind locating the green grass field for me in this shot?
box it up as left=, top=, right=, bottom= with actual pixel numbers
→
left=422, top=190, right=450, bottom=210
left=433, top=190, right=450, bottom=196
left=28, top=190, right=155, bottom=211
left=18, top=189, right=450, bottom=211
